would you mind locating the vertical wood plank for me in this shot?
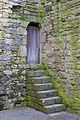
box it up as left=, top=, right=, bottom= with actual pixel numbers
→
left=27, top=26, right=40, bottom=64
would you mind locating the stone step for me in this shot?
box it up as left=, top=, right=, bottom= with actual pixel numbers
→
left=44, top=104, right=64, bottom=114
left=27, top=100, right=46, bottom=113
left=26, top=89, right=56, bottom=99
left=27, top=64, right=44, bottom=70
left=27, top=70, right=46, bottom=77
left=27, top=83, right=53, bottom=91
left=27, top=100, right=65, bottom=114
left=37, top=90, right=57, bottom=98
left=26, top=95, right=60, bottom=106
left=34, top=83, right=53, bottom=91
left=40, top=96, right=61, bottom=105
left=27, top=76, right=50, bottom=84
left=48, top=112, right=67, bottom=117
left=26, top=65, right=65, bottom=114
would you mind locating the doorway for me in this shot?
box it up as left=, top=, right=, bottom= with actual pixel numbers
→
left=27, top=22, right=40, bottom=64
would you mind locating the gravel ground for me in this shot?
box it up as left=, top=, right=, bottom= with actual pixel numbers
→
left=0, top=107, right=80, bottom=120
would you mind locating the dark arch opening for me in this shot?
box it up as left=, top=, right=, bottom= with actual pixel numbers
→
left=27, top=22, right=41, bottom=28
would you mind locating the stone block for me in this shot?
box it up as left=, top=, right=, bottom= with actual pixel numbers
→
left=21, top=21, right=29, bottom=28
left=17, top=27, right=27, bottom=36
left=22, top=36, right=27, bottom=45
left=19, top=46, right=27, bottom=57
left=5, top=38, right=13, bottom=45
left=0, top=31, right=5, bottom=38
left=3, top=70, right=12, bottom=75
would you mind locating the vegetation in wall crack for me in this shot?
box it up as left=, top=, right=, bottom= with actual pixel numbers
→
left=11, top=2, right=45, bottom=24
left=38, top=6, right=45, bottom=24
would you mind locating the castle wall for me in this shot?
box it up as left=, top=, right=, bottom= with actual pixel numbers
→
left=41, top=0, right=80, bottom=111
left=0, top=0, right=43, bottom=110
left=0, top=0, right=80, bottom=112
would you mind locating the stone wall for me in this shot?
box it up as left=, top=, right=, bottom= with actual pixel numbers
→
left=0, top=0, right=80, bottom=112
left=0, top=0, right=43, bottom=110
left=42, top=0, right=80, bottom=112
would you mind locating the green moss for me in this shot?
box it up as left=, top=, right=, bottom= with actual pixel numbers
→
left=10, top=2, right=45, bottom=24
left=38, top=6, right=45, bottom=23
left=42, top=63, right=80, bottom=114
left=0, top=31, right=5, bottom=38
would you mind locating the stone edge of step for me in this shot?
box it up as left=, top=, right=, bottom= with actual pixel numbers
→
left=34, top=83, right=53, bottom=86
left=48, top=111, right=67, bottom=117
left=37, top=89, right=56, bottom=94
left=40, top=96, right=60, bottom=101
left=32, top=76, right=50, bottom=79
left=44, top=104, right=64, bottom=109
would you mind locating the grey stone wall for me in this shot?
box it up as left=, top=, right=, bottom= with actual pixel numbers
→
left=0, top=0, right=43, bottom=110
left=41, top=0, right=80, bottom=112
left=1, top=0, right=80, bottom=112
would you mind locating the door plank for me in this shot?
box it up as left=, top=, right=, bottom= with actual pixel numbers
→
left=27, top=26, right=40, bottom=64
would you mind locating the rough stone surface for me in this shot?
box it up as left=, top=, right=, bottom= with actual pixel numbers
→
left=0, top=0, right=80, bottom=114
left=26, top=66, right=64, bottom=114
left=41, top=0, right=80, bottom=112
left=0, top=107, right=80, bottom=120
left=0, top=0, right=43, bottom=110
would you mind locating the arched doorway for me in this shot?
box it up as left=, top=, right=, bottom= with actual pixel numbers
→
left=27, top=22, right=40, bottom=64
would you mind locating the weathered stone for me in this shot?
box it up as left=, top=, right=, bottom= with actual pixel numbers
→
left=19, top=46, right=27, bottom=57
left=41, top=0, right=80, bottom=113
left=0, top=0, right=80, bottom=114
left=22, top=36, right=27, bottom=45
left=3, top=70, right=12, bottom=75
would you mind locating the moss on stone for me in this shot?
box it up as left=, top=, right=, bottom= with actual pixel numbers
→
left=0, top=31, right=5, bottom=38
left=38, top=6, right=45, bottom=23
left=11, top=2, right=45, bottom=24
left=43, top=63, right=80, bottom=114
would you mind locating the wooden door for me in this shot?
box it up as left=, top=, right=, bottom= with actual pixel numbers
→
left=27, top=25, right=40, bottom=64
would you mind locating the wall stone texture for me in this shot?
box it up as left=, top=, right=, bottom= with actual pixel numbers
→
left=0, top=0, right=80, bottom=113
left=0, top=0, right=44, bottom=110
left=41, top=0, right=80, bottom=112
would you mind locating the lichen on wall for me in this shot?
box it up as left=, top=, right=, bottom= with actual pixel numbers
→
left=0, top=0, right=80, bottom=113
left=0, top=0, right=44, bottom=110
left=42, top=0, right=80, bottom=113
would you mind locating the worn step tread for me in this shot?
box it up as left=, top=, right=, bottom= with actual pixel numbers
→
left=44, top=104, right=64, bottom=108
left=34, top=83, right=52, bottom=86
left=29, top=70, right=45, bottom=72
left=32, top=76, right=50, bottom=79
left=48, top=112, right=66, bottom=116
left=37, top=90, right=56, bottom=94
left=28, top=70, right=46, bottom=77
left=27, top=64, right=43, bottom=69
left=41, top=96, right=60, bottom=101
left=26, top=64, right=65, bottom=114
left=36, top=89, right=57, bottom=98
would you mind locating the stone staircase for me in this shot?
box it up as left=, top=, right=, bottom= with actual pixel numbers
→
left=26, top=64, right=65, bottom=116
